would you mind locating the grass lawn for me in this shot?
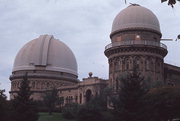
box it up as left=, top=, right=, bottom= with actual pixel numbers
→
left=38, top=112, right=75, bottom=121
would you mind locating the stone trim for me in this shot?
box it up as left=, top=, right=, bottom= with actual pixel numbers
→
left=104, top=45, right=167, bottom=58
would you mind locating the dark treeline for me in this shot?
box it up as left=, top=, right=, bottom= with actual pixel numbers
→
left=1, top=69, right=180, bottom=121
left=0, top=74, right=38, bottom=121
left=62, top=68, right=180, bottom=121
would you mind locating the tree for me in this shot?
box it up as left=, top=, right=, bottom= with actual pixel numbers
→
left=144, top=86, right=180, bottom=121
left=86, top=87, right=109, bottom=111
left=43, top=88, right=59, bottom=115
left=113, top=67, right=148, bottom=121
left=12, top=73, right=39, bottom=121
left=62, top=103, right=80, bottom=120
left=0, top=89, right=17, bottom=121
left=76, top=88, right=115, bottom=121
left=0, top=89, right=7, bottom=121
left=77, top=105, right=103, bottom=121
left=124, top=0, right=180, bottom=7
left=77, top=98, right=104, bottom=121
left=161, top=0, right=180, bottom=7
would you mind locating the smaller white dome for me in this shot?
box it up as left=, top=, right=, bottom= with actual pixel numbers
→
left=111, top=4, right=161, bottom=35
left=13, top=35, right=78, bottom=76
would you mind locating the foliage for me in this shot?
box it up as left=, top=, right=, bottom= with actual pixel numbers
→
left=62, top=103, right=80, bottom=120
left=144, top=86, right=180, bottom=121
left=88, top=88, right=109, bottom=111
left=161, top=0, right=180, bottom=7
left=125, top=0, right=180, bottom=7
left=101, top=111, right=116, bottom=121
left=0, top=89, right=7, bottom=121
left=77, top=106, right=115, bottom=121
left=76, top=89, right=115, bottom=121
left=38, top=112, right=75, bottom=121
left=77, top=104, right=103, bottom=121
left=0, top=89, right=7, bottom=99
left=43, top=88, right=59, bottom=115
left=12, top=73, right=39, bottom=121
left=113, top=67, right=148, bottom=121
left=0, top=89, right=17, bottom=121
left=33, top=100, right=48, bottom=112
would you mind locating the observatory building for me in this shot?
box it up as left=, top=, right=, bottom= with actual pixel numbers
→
left=10, top=4, right=180, bottom=105
left=9, top=35, right=107, bottom=103
left=104, top=4, right=168, bottom=92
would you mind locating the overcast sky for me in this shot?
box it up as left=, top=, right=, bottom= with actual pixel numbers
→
left=0, top=0, right=180, bottom=97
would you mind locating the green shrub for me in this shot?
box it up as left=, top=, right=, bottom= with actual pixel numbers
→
left=62, top=103, right=79, bottom=120
left=101, top=111, right=115, bottom=121
left=77, top=106, right=103, bottom=121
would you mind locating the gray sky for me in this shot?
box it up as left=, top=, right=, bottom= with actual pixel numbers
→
left=0, top=0, right=180, bottom=97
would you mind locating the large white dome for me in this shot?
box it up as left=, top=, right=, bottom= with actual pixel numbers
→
left=13, top=35, right=78, bottom=76
left=111, top=4, right=160, bottom=35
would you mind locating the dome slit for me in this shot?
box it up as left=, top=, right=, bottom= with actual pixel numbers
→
left=41, top=35, right=53, bottom=66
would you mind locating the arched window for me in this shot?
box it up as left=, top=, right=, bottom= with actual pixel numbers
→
left=75, top=96, right=78, bottom=103
left=150, top=58, right=154, bottom=71
left=66, top=97, right=69, bottom=104
left=14, top=83, right=16, bottom=88
left=116, top=80, right=119, bottom=91
left=71, top=96, right=73, bottom=103
left=156, top=61, right=161, bottom=73
left=137, top=58, right=140, bottom=70
left=114, top=61, right=118, bottom=71
left=86, top=89, right=92, bottom=103
left=145, top=58, right=150, bottom=71
left=59, top=97, right=64, bottom=105
left=32, top=81, right=35, bottom=89
left=119, top=59, right=122, bottom=70
left=122, top=58, right=125, bottom=71
left=47, top=82, right=49, bottom=88
left=125, top=58, right=129, bottom=70
left=17, top=82, right=20, bottom=88
left=42, top=82, right=45, bottom=89
left=129, top=58, right=132, bottom=70
left=134, top=57, right=140, bottom=70
left=116, top=60, right=121, bottom=71
left=80, top=94, right=82, bottom=104
left=109, top=62, right=113, bottom=73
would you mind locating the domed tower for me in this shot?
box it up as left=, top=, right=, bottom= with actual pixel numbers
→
left=10, top=35, right=78, bottom=100
left=104, top=4, right=168, bottom=92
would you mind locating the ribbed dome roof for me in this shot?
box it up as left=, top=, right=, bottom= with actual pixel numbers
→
left=111, top=4, right=160, bottom=36
left=13, top=35, right=78, bottom=76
